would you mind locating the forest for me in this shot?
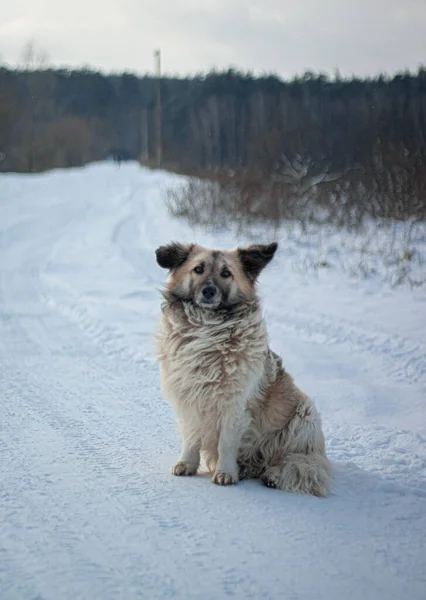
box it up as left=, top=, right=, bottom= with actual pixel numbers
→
left=1, top=65, right=425, bottom=222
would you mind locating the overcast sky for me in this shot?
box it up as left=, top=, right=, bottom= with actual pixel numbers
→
left=1, top=0, right=425, bottom=78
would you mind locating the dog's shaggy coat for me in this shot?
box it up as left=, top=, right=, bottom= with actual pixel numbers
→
left=155, top=242, right=332, bottom=496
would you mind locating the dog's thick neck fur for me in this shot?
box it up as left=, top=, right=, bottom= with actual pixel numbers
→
left=157, top=289, right=270, bottom=403
left=158, top=291, right=269, bottom=375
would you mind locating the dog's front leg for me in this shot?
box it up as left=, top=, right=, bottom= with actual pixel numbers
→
left=212, top=403, right=250, bottom=486
left=172, top=438, right=200, bottom=476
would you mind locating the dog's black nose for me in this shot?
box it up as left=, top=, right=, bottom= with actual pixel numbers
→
left=202, top=285, right=217, bottom=300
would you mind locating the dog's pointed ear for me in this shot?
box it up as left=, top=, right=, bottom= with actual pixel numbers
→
left=155, top=242, right=193, bottom=270
left=238, top=242, right=278, bottom=281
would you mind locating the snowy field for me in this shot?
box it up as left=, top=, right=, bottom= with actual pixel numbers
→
left=1, top=162, right=425, bottom=600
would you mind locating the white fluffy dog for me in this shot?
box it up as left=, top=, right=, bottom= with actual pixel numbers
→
left=155, top=242, right=331, bottom=496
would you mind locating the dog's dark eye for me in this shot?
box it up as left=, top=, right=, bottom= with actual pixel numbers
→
left=221, top=269, right=232, bottom=278
left=194, top=265, right=204, bottom=275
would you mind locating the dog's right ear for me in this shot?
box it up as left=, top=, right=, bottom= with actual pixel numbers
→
left=155, top=243, right=193, bottom=270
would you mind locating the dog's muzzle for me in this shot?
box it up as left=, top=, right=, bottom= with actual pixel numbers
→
left=197, top=282, right=222, bottom=308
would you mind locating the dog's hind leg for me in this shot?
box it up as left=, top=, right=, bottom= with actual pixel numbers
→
left=260, top=400, right=332, bottom=496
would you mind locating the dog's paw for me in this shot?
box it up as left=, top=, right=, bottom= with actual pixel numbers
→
left=171, top=461, right=198, bottom=476
left=260, top=466, right=280, bottom=489
left=212, top=471, right=238, bottom=486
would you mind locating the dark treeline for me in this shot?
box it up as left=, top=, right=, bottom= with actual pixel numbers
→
left=1, top=66, right=426, bottom=220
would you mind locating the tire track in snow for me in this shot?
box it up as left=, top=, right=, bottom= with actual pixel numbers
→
left=267, top=306, right=426, bottom=386
left=40, top=284, right=152, bottom=366
left=0, top=363, right=206, bottom=599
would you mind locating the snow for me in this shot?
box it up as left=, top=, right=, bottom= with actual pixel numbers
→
left=1, top=161, right=425, bottom=600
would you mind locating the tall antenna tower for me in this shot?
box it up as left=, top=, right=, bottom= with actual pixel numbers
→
left=154, top=49, right=162, bottom=169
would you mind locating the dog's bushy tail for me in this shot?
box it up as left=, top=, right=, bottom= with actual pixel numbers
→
left=259, top=397, right=332, bottom=497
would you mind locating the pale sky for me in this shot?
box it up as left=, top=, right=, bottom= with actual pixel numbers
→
left=1, top=0, right=425, bottom=78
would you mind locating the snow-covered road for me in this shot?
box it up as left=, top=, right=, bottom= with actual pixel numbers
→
left=1, top=163, right=425, bottom=599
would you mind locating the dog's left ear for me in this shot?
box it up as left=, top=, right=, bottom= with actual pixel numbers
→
left=238, top=242, right=278, bottom=281
left=155, top=242, right=193, bottom=270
